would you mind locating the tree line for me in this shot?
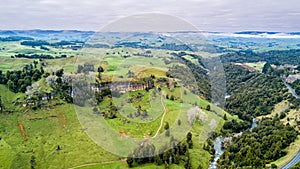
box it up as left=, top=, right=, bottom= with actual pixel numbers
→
left=0, top=61, right=43, bottom=93
left=20, top=40, right=84, bottom=47
left=13, top=53, right=67, bottom=59
left=0, top=36, right=33, bottom=42
left=126, top=132, right=201, bottom=169
left=220, top=49, right=300, bottom=65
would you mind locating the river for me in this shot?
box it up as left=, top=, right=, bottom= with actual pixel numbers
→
left=285, top=82, right=300, bottom=99
left=208, top=119, right=258, bottom=169
left=208, top=83, right=299, bottom=169
left=208, top=137, right=224, bottom=169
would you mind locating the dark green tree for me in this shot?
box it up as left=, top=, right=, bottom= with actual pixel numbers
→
left=164, top=122, right=169, bottom=130
left=126, top=157, right=134, bottom=167
left=223, top=114, right=228, bottom=120
left=262, top=62, right=274, bottom=74
left=186, top=132, right=193, bottom=148
left=55, top=69, right=64, bottom=77
left=0, top=96, right=3, bottom=113
left=206, top=105, right=211, bottom=111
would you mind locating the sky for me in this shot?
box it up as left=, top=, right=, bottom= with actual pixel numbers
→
left=0, top=0, right=299, bottom=32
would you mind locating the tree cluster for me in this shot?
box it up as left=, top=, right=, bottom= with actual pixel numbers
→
left=218, top=118, right=298, bottom=168
left=127, top=132, right=194, bottom=169
left=221, top=49, right=300, bottom=65
left=13, top=53, right=67, bottom=59
left=0, top=62, right=43, bottom=93
left=0, top=36, right=33, bottom=42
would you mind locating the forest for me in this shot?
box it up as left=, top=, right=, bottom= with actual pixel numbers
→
left=218, top=118, right=298, bottom=169
left=224, top=64, right=289, bottom=121
left=0, top=36, right=34, bottom=42
left=221, top=49, right=300, bottom=65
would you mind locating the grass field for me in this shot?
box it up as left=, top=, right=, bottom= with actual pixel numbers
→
left=74, top=161, right=185, bottom=169
left=282, top=108, right=300, bottom=131
left=0, top=58, right=36, bottom=71
left=244, top=62, right=266, bottom=72
left=0, top=40, right=238, bottom=168
left=0, top=100, right=119, bottom=169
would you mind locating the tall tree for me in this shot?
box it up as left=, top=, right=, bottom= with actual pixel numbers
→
left=186, top=132, right=193, bottom=148
left=126, top=157, right=134, bottom=168
left=0, top=96, right=3, bottom=113
left=262, top=62, right=273, bottom=74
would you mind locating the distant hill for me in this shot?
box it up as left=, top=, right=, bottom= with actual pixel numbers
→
left=0, top=30, right=95, bottom=41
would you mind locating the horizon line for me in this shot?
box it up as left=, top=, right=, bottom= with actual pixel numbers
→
left=0, top=29, right=299, bottom=34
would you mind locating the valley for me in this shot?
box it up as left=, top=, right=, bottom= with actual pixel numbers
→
left=0, top=30, right=299, bottom=169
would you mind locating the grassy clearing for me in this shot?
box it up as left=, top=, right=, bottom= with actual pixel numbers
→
left=282, top=108, right=300, bottom=131
left=0, top=84, right=25, bottom=111
left=73, top=161, right=126, bottom=169
left=112, top=89, right=164, bottom=123
left=75, top=162, right=185, bottom=169
left=189, top=128, right=213, bottom=168
left=182, top=55, right=199, bottom=65
left=45, top=57, right=78, bottom=73
left=0, top=58, right=35, bottom=71
left=256, top=100, right=290, bottom=120
left=244, top=62, right=266, bottom=72
left=0, top=103, right=119, bottom=169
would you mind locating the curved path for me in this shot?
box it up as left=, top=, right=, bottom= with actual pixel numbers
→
left=69, top=91, right=167, bottom=169
left=281, top=150, right=300, bottom=169
left=68, top=159, right=126, bottom=169
left=152, top=91, right=167, bottom=138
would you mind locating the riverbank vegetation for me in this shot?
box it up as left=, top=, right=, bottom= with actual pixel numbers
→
left=218, top=118, right=298, bottom=168
left=224, top=64, right=289, bottom=121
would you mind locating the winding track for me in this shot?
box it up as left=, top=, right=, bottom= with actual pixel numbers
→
left=281, top=150, right=300, bottom=169
left=68, top=159, right=126, bottom=169
left=152, top=91, right=167, bottom=138
left=69, top=91, right=167, bottom=168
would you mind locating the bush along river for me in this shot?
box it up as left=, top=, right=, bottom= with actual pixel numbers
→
left=208, top=119, right=258, bottom=169
left=209, top=82, right=299, bottom=169
left=281, top=82, right=300, bottom=169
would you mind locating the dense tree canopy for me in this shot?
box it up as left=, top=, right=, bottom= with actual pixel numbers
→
left=221, top=49, right=300, bottom=65
left=224, top=64, right=289, bottom=122
left=0, top=62, right=43, bottom=93
left=218, top=118, right=298, bottom=168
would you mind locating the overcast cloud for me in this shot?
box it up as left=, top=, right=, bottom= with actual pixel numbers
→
left=0, top=0, right=299, bottom=32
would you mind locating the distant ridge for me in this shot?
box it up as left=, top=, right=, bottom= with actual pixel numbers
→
left=234, top=31, right=300, bottom=35
left=234, top=31, right=279, bottom=35
left=0, top=29, right=299, bottom=34
left=0, top=30, right=95, bottom=40
left=0, top=30, right=299, bottom=41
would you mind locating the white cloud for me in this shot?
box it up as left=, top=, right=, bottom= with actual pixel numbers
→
left=0, top=0, right=299, bottom=32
